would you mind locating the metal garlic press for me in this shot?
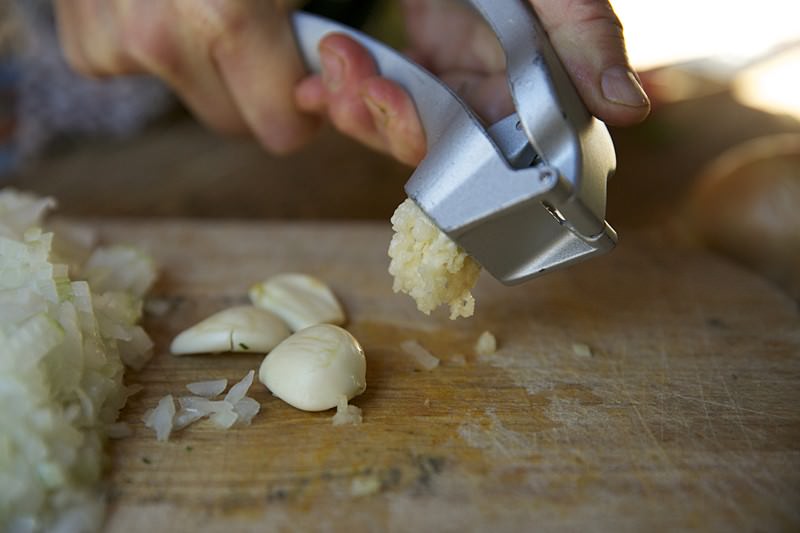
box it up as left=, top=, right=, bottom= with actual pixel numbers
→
left=292, top=0, right=617, bottom=285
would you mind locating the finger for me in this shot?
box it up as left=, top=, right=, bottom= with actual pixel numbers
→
left=439, top=71, right=514, bottom=124
left=362, top=77, right=426, bottom=166
left=316, top=33, right=389, bottom=154
left=54, top=0, right=136, bottom=76
left=295, top=75, right=327, bottom=113
left=203, top=2, right=320, bottom=153
left=530, top=0, right=649, bottom=126
left=116, top=0, right=248, bottom=135
left=401, top=0, right=505, bottom=74
left=53, top=0, right=90, bottom=73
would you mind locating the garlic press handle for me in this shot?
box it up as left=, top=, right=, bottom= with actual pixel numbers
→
left=471, top=0, right=616, bottom=234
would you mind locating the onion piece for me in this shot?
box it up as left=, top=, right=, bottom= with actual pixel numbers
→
left=210, top=403, right=238, bottom=429
left=474, top=331, right=497, bottom=357
left=571, top=342, right=593, bottom=358
left=233, top=397, right=261, bottom=426
left=224, top=370, right=255, bottom=404
left=186, top=379, right=228, bottom=398
left=400, top=339, right=439, bottom=371
left=173, top=409, right=208, bottom=431
left=144, top=395, right=176, bottom=442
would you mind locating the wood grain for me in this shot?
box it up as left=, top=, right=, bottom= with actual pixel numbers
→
left=79, top=219, right=799, bottom=532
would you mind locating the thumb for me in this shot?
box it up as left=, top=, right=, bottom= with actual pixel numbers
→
left=531, top=0, right=650, bottom=126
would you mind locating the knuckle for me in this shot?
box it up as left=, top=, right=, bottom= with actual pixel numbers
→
left=210, top=2, right=249, bottom=35
left=120, top=15, right=180, bottom=77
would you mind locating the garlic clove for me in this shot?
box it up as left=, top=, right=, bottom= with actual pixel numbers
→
left=258, top=324, right=366, bottom=412
left=249, top=273, right=345, bottom=332
left=170, top=305, right=291, bottom=355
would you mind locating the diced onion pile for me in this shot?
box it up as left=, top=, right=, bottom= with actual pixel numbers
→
left=0, top=189, right=156, bottom=532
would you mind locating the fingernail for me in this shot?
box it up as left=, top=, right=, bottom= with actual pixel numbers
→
left=320, top=47, right=344, bottom=92
left=601, top=65, right=649, bottom=107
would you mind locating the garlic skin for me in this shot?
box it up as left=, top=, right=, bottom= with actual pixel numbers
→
left=258, top=324, right=366, bottom=411
left=170, top=305, right=291, bottom=355
left=249, top=273, right=345, bottom=332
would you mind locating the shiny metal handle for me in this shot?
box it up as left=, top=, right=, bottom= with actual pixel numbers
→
left=469, top=0, right=591, bottom=186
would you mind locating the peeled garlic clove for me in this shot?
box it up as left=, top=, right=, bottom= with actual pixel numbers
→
left=259, top=324, right=366, bottom=411
left=249, top=273, right=345, bottom=332
left=170, top=305, right=291, bottom=355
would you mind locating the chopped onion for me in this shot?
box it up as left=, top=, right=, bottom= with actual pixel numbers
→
left=400, top=339, right=440, bottom=370
left=118, top=326, right=155, bottom=370
left=571, top=342, right=593, bottom=358
left=186, top=379, right=228, bottom=398
left=0, top=189, right=156, bottom=530
left=83, top=246, right=156, bottom=298
left=233, top=397, right=261, bottom=426
left=150, top=371, right=261, bottom=436
left=0, top=189, right=56, bottom=237
left=350, top=476, right=381, bottom=496
left=173, top=409, right=207, bottom=431
left=224, top=370, right=254, bottom=404
left=178, top=396, right=217, bottom=413
left=144, top=395, right=176, bottom=442
left=474, top=331, right=497, bottom=357
left=210, top=403, right=238, bottom=429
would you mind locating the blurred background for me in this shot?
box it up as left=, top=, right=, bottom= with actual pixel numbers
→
left=0, top=0, right=797, bottom=241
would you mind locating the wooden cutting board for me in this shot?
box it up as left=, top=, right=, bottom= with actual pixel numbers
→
left=81, top=219, right=799, bottom=532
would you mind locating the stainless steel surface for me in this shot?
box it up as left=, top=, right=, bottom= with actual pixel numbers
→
left=291, top=1, right=617, bottom=284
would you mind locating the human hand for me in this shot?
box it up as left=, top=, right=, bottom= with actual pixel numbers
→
left=296, top=0, right=651, bottom=165
left=54, top=0, right=649, bottom=167
left=54, top=0, right=319, bottom=154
